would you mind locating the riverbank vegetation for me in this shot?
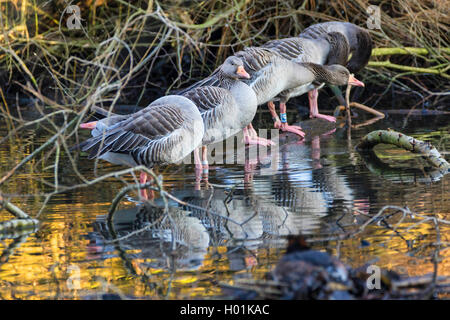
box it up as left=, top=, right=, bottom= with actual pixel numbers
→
left=0, top=0, right=448, bottom=112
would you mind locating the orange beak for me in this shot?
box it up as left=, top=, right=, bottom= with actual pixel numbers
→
left=348, top=74, right=365, bottom=87
left=236, top=65, right=251, bottom=79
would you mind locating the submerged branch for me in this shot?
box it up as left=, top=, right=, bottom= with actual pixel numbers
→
left=0, top=195, right=32, bottom=219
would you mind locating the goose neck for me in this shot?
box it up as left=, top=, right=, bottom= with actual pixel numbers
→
left=218, top=71, right=240, bottom=89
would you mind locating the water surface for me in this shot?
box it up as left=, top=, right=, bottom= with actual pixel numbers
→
left=0, top=111, right=449, bottom=299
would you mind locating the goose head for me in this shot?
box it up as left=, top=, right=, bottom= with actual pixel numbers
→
left=321, top=64, right=365, bottom=87
left=221, top=56, right=251, bottom=80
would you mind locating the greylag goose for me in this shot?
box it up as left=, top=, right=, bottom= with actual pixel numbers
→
left=262, top=31, right=364, bottom=133
left=180, top=47, right=361, bottom=140
left=295, top=21, right=372, bottom=125
left=300, top=21, right=373, bottom=74
left=78, top=95, right=204, bottom=198
left=181, top=56, right=260, bottom=172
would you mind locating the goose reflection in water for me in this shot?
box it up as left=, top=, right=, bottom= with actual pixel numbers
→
left=84, top=126, right=363, bottom=274
left=88, top=203, right=210, bottom=270
left=175, top=132, right=358, bottom=240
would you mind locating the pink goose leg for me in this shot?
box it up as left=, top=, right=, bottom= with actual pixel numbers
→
left=201, top=145, right=209, bottom=185
left=270, top=100, right=305, bottom=137
left=268, top=101, right=282, bottom=129
left=311, top=136, right=323, bottom=170
left=247, top=123, right=258, bottom=138
left=243, top=124, right=276, bottom=146
left=194, top=147, right=203, bottom=170
left=278, top=102, right=305, bottom=138
left=244, top=158, right=257, bottom=184
left=194, top=147, right=203, bottom=190
left=139, top=171, right=154, bottom=200
left=308, top=89, right=336, bottom=122
left=201, top=146, right=209, bottom=171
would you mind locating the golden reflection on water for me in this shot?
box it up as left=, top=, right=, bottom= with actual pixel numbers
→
left=0, top=118, right=449, bottom=299
left=0, top=207, right=450, bottom=299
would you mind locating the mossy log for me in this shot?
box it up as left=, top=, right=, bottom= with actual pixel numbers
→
left=356, top=130, right=450, bottom=171
left=371, top=47, right=450, bottom=56
left=367, top=61, right=449, bottom=78
left=369, top=47, right=450, bottom=79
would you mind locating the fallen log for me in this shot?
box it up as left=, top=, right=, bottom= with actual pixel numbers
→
left=356, top=130, right=450, bottom=171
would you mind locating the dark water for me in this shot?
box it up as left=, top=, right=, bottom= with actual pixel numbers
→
left=0, top=110, right=449, bottom=299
